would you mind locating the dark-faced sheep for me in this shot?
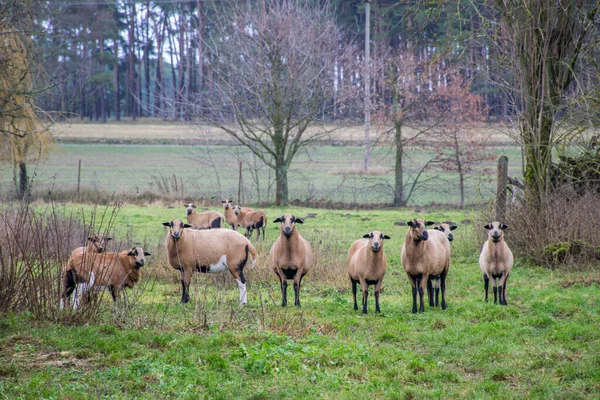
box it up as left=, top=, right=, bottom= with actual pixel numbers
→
left=347, top=231, right=390, bottom=314
left=163, top=219, right=257, bottom=305
left=433, top=222, right=458, bottom=242
left=61, top=246, right=150, bottom=309
left=479, top=222, right=513, bottom=305
left=184, top=203, right=223, bottom=229
left=221, top=200, right=253, bottom=231
left=270, top=214, right=313, bottom=307
left=401, top=218, right=451, bottom=313
left=233, top=206, right=267, bottom=240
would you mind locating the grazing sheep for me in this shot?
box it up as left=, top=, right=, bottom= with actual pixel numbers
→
left=59, top=234, right=111, bottom=309
left=433, top=222, right=458, bottom=242
left=233, top=206, right=267, bottom=240
left=270, top=214, right=313, bottom=307
left=221, top=200, right=253, bottom=231
left=401, top=218, right=451, bottom=313
left=62, top=247, right=150, bottom=309
left=184, top=203, right=223, bottom=229
left=347, top=231, right=390, bottom=314
left=163, top=219, right=257, bottom=305
left=479, top=222, right=513, bottom=305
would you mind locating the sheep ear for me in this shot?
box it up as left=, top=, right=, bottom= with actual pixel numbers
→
left=383, top=234, right=391, bottom=240
left=500, top=224, right=508, bottom=230
left=295, top=218, right=304, bottom=224
left=183, top=223, right=192, bottom=228
left=407, top=221, right=413, bottom=227
left=162, top=222, right=171, bottom=227
left=450, top=225, right=458, bottom=231
left=106, top=237, right=112, bottom=241
left=144, top=251, right=151, bottom=256
left=87, top=236, right=94, bottom=241
left=433, top=226, right=441, bottom=231
left=484, top=224, right=491, bottom=230
left=192, top=205, right=196, bottom=208
left=127, top=249, right=135, bottom=256
left=273, top=217, right=283, bottom=223
left=362, top=233, right=371, bottom=239
left=425, top=221, right=435, bottom=226
left=221, top=200, right=226, bottom=203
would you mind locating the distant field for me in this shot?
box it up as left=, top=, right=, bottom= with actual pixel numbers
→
left=1, top=121, right=523, bottom=206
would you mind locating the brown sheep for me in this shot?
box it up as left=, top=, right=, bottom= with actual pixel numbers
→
left=347, top=231, right=390, bottom=314
left=61, top=247, right=150, bottom=309
left=163, top=219, right=257, bottom=305
left=233, top=206, right=267, bottom=240
left=479, top=222, right=514, bottom=305
left=270, top=214, right=313, bottom=307
left=184, top=203, right=223, bottom=229
left=221, top=199, right=253, bottom=231
left=433, top=222, right=458, bottom=242
left=401, top=218, right=451, bottom=313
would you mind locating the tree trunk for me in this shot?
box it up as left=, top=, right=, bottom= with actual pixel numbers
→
left=128, top=2, right=137, bottom=120
left=18, top=162, right=28, bottom=200
left=114, top=39, right=120, bottom=121
left=275, top=160, right=288, bottom=206
left=393, top=119, right=405, bottom=207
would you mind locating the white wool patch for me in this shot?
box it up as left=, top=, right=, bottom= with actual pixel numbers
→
left=237, top=280, right=247, bottom=306
left=73, top=272, right=95, bottom=309
left=208, top=255, right=228, bottom=274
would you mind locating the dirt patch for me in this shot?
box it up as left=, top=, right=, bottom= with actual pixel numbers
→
left=560, top=279, right=600, bottom=288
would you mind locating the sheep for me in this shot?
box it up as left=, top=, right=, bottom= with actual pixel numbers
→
left=61, top=246, right=150, bottom=309
left=221, top=199, right=253, bottom=231
left=162, top=219, right=257, bottom=306
left=479, top=222, right=513, bottom=305
left=433, top=222, right=458, bottom=242
left=270, top=214, right=313, bottom=307
left=184, top=203, right=223, bottom=229
left=59, top=234, right=111, bottom=309
left=347, top=231, right=390, bottom=314
left=401, top=218, right=451, bottom=313
left=233, top=206, right=267, bottom=240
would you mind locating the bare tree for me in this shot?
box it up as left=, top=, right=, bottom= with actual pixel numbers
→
left=199, top=0, right=348, bottom=206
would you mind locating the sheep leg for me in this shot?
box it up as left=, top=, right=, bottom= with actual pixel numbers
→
left=440, top=272, right=447, bottom=310
left=427, top=278, right=434, bottom=307
left=276, top=272, right=287, bottom=307
left=498, top=274, right=508, bottom=306
left=483, top=274, right=489, bottom=302
left=109, top=285, right=118, bottom=302
left=60, top=269, right=77, bottom=309
left=409, top=275, right=418, bottom=314
left=375, top=280, right=382, bottom=313
left=360, top=280, right=369, bottom=314
left=236, top=278, right=248, bottom=306
left=418, top=275, right=426, bottom=313
left=293, top=274, right=303, bottom=307
left=351, top=279, right=358, bottom=311
left=435, top=281, right=440, bottom=308
left=180, top=268, right=192, bottom=304
left=493, top=285, right=498, bottom=304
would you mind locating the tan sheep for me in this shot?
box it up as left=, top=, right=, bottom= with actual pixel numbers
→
left=163, top=219, right=257, bottom=305
left=233, top=206, right=267, bottom=240
left=347, top=231, right=390, bottom=314
left=184, top=203, right=223, bottom=229
left=60, top=234, right=111, bottom=309
left=221, top=199, right=253, bottom=231
left=433, top=222, right=458, bottom=242
left=270, top=214, right=313, bottom=307
left=479, top=222, right=513, bottom=305
left=401, top=218, right=451, bottom=313
left=62, top=246, right=150, bottom=309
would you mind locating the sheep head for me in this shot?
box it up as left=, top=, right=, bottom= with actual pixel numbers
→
left=162, top=219, right=192, bottom=241
left=434, top=222, right=458, bottom=242
left=362, top=231, right=390, bottom=252
left=406, top=218, right=434, bottom=242
left=484, top=222, right=507, bottom=243
left=184, top=203, right=196, bottom=215
left=273, top=214, right=303, bottom=238
left=233, top=205, right=241, bottom=216
left=87, top=234, right=112, bottom=253
left=221, top=199, right=233, bottom=209
left=127, top=247, right=151, bottom=267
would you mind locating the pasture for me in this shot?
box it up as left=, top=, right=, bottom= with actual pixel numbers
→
left=1, top=203, right=599, bottom=398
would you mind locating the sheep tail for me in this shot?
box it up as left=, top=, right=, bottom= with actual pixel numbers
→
left=248, top=243, right=258, bottom=268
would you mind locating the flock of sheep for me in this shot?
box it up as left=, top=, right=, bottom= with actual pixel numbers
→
left=60, top=201, right=514, bottom=314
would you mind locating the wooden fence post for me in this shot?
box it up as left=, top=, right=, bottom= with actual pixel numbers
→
left=77, top=159, right=81, bottom=195
left=495, top=156, right=508, bottom=221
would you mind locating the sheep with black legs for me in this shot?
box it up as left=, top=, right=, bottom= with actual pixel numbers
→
left=233, top=206, right=267, bottom=240
left=221, top=199, right=253, bottom=231
left=270, top=214, right=313, bottom=307
left=347, top=231, right=390, bottom=314
left=163, top=219, right=257, bottom=305
left=61, top=246, right=150, bottom=309
left=401, top=218, right=451, bottom=313
left=184, top=203, right=223, bottom=229
left=479, top=222, right=513, bottom=305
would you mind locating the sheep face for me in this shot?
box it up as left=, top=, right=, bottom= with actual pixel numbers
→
left=233, top=205, right=241, bottom=216
left=273, top=214, right=304, bottom=238
left=221, top=199, right=233, bottom=210
left=127, top=247, right=151, bottom=267
left=362, top=231, right=391, bottom=252
left=87, top=234, right=112, bottom=253
left=484, top=222, right=508, bottom=243
left=162, top=219, right=192, bottom=241
left=434, top=223, right=458, bottom=242
left=184, top=203, right=196, bottom=215
left=406, top=218, right=434, bottom=242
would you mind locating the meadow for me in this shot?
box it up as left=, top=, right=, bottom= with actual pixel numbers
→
left=1, top=203, right=600, bottom=398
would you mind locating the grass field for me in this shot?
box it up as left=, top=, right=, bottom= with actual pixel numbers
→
left=1, top=204, right=599, bottom=398
left=0, top=121, right=523, bottom=206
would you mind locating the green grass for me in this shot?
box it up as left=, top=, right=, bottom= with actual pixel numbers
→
left=0, top=143, right=523, bottom=205
left=1, top=205, right=600, bottom=398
